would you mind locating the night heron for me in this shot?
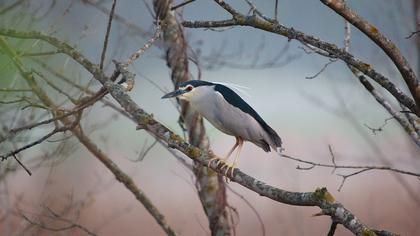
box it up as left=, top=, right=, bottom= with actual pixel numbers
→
left=162, top=80, right=283, bottom=176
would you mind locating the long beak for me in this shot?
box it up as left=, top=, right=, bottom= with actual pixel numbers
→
left=161, top=89, right=186, bottom=99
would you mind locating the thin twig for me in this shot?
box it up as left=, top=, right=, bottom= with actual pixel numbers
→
left=0, top=34, right=178, bottom=236
left=358, top=75, right=420, bottom=147
left=130, top=139, right=158, bottom=162
left=279, top=153, right=420, bottom=178
left=343, top=12, right=350, bottom=52
left=7, top=89, right=107, bottom=136
left=13, top=154, right=32, bottom=176
left=99, top=0, right=117, bottom=69
left=337, top=169, right=370, bottom=191
left=181, top=0, right=419, bottom=115
left=327, top=221, right=338, bottom=236
left=171, top=0, right=196, bottom=10
left=21, top=50, right=62, bottom=57
left=141, top=0, right=155, bottom=18
left=155, top=1, right=231, bottom=234
left=363, top=117, right=394, bottom=135
left=320, top=0, right=420, bottom=114
left=99, top=65, right=400, bottom=235
left=32, top=70, right=79, bottom=104
left=0, top=0, right=26, bottom=14
left=244, top=0, right=276, bottom=23
left=305, top=59, right=336, bottom=79
left=123, top=23, right=161, bottom=66
left=1, top=127, right=69, bottom=161
left=20, top=213, right=97, bottom=236
left=226, top=185, right=266, bottom=236
left=0, top=88, right=32, bottom=92
left=75, top=127, right=178, bottom=236
left=274, top=0, right=279, bottom=21
left=405, top=30, right=420, bottom=39
left=0, top=12, right=404, bottom=234
left=400, top=104, right=420, bottom=136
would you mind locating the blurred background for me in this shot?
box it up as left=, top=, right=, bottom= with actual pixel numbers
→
left=0, top=0, right=419, bottom=235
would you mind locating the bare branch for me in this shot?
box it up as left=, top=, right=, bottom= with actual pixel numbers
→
left=226, top=185, right=266, bottom=236
left=20, top=213, right=97, bottom=236
left=320, top=0, right=420, bottom=113
left=181, top=0, right=419, bottom=116
left=0, top=0, right=26, bottom=14
left=32, top=70, right=79, bottom=104
left=20, top=49, right=63, bottom=57
left=82, top=0, right=149, bottom=37
left=244, top=0, right=277, bottom=23
left=337, top=169, right=370, bottom=192
left=363, top=117, right=393, bottom=135
left=182, top=19, right=238, bottom=30
left=99, top=0, right=118, bottom=69
left=131, top=139, right=158, bottom=162
left=358, top=73, right=420, bottom=147
left=171, top=0, right=196, bottom=11
left=0, top=29, right=104, bottom=79
left=99, top=64, right=399, bottom=236
left=305, top=59, right=336, bottom=79
left=343, top=10, right=350, bottom=52
left=74, top=126, right=178, bottom=236
left=123, top=24, right=161, bottom=66
left=0, top=88, right=32, bottom=92
left=328, top=145, right=337, bottom=173
left=339, top=2, right=420, bottom=148
left=327, top=221, right=338, bottom=236
left=406, top=30, right=420, bottom=39
left=1, top=126, right=71, bottom=161
left=401, top=105, right=420, bottom=136
left=274, top=0, right=279, bottom=21
left=0, top=16, right=406, bottom=235
left=280, top=152, right=420, bottom=179
left=153, top=0, right=232, bottom=234
left=13, top=154, right=32, bottom=176
left=0, top=35, right=178, bottom=236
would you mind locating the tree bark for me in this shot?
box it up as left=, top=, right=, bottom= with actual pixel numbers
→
left=153, top=1, right=232, bottom=235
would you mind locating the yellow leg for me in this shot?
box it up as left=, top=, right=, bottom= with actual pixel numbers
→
left=207, top=137, right=239, bottom=167
left=224, top=138, right=243, bottom=177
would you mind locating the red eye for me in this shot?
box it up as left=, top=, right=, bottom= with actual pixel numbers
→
left=186, top=86, right=193, bottom=91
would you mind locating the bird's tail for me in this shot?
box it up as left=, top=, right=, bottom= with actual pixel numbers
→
left=265, top=125, right=283, bottom=152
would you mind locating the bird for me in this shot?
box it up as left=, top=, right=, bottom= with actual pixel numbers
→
left=162, top=80, right=283, bottom=176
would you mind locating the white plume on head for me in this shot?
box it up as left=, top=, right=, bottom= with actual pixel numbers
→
left=214, top=81, right=251, bottom=98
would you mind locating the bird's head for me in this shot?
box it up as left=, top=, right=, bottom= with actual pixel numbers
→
left=161, top=80, right=214, bottom=101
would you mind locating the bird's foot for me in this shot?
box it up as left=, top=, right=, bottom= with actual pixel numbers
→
left=221, top=163, right=236, bottom=179
left=207, top=156, right=226, bottom=168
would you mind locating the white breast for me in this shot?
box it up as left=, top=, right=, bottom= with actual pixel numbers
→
left=188, top=86, right=266, bottom=143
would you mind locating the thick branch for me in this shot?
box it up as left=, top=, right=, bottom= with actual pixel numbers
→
left=321, top=0, right=420, bottom=110
left=0, top=36, right=177, bottom=236
left=0, top=24, right=401, bottom=236
left=181, top=1, right=419, bottom=116
left=153, top=0, right=231, bottom=234
left=339, top=14, right=420, bottom=148
left=98, top=67, right=398, bottom=236
left=73, top=126, right=177, bottom=236
left=0, top=28, right=105, bottom=80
